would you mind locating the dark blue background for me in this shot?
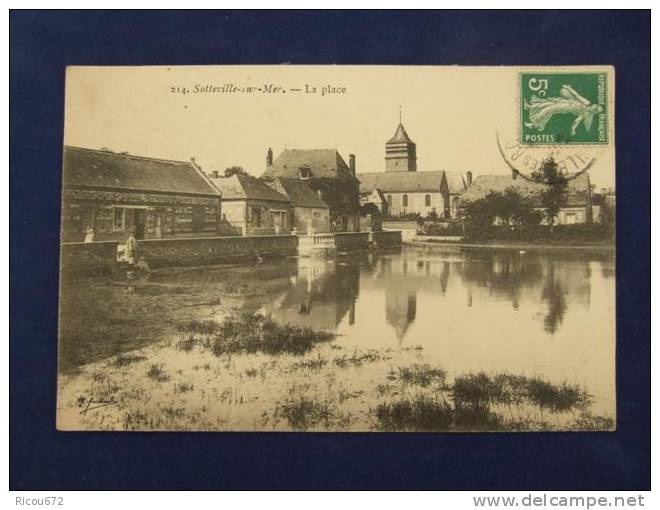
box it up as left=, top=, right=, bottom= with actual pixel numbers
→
left=10, top=10, right=650, bottom=490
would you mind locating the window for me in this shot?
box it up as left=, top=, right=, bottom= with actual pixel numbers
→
left=402, top=194, right=408, bottom=207
left=299, top=167, right=311, bottom=179
left=114, top=208, right=124, bottom=230
left=425, top=194, right=431, bottom=207
left=251, top=206, right=262, bottom=227
left=387, top=195, right=392, bottom=206
left=565, top=213, right=577, bottom=225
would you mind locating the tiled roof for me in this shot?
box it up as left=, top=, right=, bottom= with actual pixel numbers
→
left=358, top=170, right=457, bottom=194
left=262, top=149, right=358, bottom=181
left=460, top=173, right=591, bottom=207
left=358, top=171, right=444, bottom=193
left=208, top=173, right=291, bottom=202
left=387, top=123, right=414, bottom=144
left=62, top=146, right=219, bottom=196
left=265, top=177, right=328, bottom=209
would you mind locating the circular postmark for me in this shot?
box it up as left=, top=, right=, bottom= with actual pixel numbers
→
left=496, top=133, right=604, bottom=184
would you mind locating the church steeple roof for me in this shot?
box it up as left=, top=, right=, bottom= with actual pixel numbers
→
left=387, top=123, right=413, bottom=144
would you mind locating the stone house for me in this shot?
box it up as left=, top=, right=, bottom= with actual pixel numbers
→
left=61, top=146, right=222, bottom=242
left=261, top=176, right=330, bottom=234
left=207, top=171, right=292, bottom=236
left=261, top=148, right=361, bottom=232
left=460, top=173, right=593, bottom=225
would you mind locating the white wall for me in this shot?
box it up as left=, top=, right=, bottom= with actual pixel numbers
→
left=384, top=191, right=445, bottom=216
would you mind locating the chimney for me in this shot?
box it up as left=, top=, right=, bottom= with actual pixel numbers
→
left=349, top=154, right=356, bottom=176
left=466, top=171, right=472, bottom=186
left=266, top=147, right=273, bottom=167
left=212, top=170, right=219, bottom=178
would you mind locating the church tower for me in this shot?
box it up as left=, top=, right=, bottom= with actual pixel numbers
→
left=385, top=115, right=417, bottom=172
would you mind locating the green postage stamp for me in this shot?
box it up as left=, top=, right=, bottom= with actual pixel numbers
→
left=520, top=71, right=609, bottom=145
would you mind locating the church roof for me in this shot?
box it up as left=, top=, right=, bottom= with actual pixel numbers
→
left=460, top=173, right=591, bottom=207
left=358, top=170, right=467, bottom=194
left=208, top=172, right=291, bottom=202
left=62, top=146, right=219, bottom=196
left=262, top=149, right=358, bottom=181
left=387, top=123, right=414, bottom=144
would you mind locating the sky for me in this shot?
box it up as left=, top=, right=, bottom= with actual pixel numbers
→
left=63, top=66, right=615, bottom=188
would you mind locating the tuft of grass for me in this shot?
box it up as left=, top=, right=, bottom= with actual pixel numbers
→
left=374, top=395, right=453, bottom=431
left=176, top=320, right=219, bottom=336
left=388, top=364, right=446, bottom=387
left=372, top=369, right=601, bottom=432
left=451, top=372, right=590, bottom=412
left=146, top=364, right=170, bottom=382
left=163, top=406, right=186, bottom=419
left=333, top=349, right=389, bottom=368
left=114, top=353, right=147, bottom=368
left=570, top=413, right=615, bottom=431
left=524, top=377, right=591, bottom=412
left=174, top=382, right=194, bottom=394
left=175, top=337, right=198, bottom=352
left=290, top=355, right=328, bottom=371
left=206, top=312, right=334, bottom=356
left=276, top=396, right=335, bottom=431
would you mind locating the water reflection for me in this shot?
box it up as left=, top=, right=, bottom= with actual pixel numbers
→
left=140, top=246, right=612, bottom=344
left=243, top=247, right=610, bottom=343
left=59, top=245, right=615, bottom=416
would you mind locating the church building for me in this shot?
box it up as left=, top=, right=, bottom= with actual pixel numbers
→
left=359, top=120, right=468, bottom=219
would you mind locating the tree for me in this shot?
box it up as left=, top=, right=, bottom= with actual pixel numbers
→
left=460, top=187, right=542, bottom=240
left=531, top=157, right=567, bottom=235
left=224, top=166, right=246, bottom=177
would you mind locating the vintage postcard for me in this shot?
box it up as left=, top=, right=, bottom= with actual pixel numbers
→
left=57, top=65, right=616, bottom=432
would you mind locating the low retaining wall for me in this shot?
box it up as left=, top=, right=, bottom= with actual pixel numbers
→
left=335, top=232, right=369, bottom=252
left=139, top=235, right=297, bottom=269
left=60, top=232, right=401, bottom=274
left=382, top=221, right=418, bottom=242
left=60, top=235, right=298, bottom=274
left=60, top=241, right=119, bottom=275
left=372, top=230, right=402, bottom=248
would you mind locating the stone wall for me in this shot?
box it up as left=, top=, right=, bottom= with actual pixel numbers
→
left=372, top=230, right=402, bottom=248
left=382, top=221, right=419, bottom=242
left=60, top=235, right=297, bottom=274
left=60, top=241, right=119, bottom=275
left=335, top=232, right=369, bottom=252
left=139, top=235, right=297, bottom=269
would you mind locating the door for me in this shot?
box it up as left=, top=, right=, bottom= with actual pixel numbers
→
left=134, top=209, right=146, bottom=239
left=271, top=211, right=287, bottom=234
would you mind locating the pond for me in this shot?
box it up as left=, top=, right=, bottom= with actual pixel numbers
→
left=58, top=245, right=616, bottom=429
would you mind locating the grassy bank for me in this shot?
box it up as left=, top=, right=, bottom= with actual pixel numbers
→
left=57, top=313, right=614, bottom=432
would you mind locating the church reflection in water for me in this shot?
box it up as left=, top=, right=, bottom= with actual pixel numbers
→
left=218, top=246, right=610, bottom=345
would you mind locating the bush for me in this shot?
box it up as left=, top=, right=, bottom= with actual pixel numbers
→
left=421, top=221, right=464, bottom=236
